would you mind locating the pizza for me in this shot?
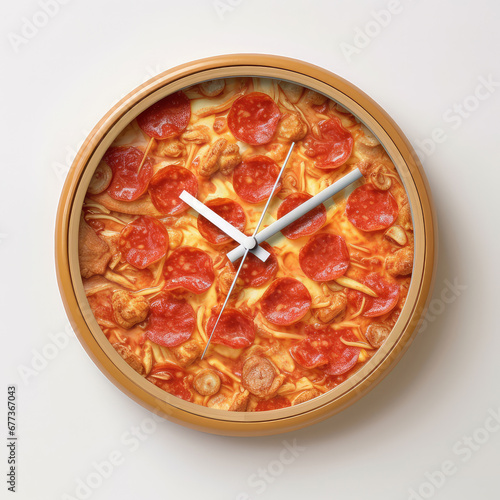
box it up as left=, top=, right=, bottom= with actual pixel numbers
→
left=78, top=77, right=414, bottom=412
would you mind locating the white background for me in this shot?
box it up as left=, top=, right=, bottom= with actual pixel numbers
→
left=2, top=1, right=499, bottom=499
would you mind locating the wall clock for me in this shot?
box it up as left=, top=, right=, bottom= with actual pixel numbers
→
left=55, top=54, right=435, bottom=436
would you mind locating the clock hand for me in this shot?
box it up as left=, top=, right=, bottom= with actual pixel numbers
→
left=226, top=167, right=363, bottom=262
left=200, top=142, right=295, bottom=360
left=179, top=190, right=270, bottom=261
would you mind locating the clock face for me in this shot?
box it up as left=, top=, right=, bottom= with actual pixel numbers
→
left=78, top=76, right=414, bottom=412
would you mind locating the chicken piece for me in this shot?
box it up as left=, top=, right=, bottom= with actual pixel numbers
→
left=79, top=217, right=112, bottom=279
left=242, top=356, right=285, bottom=398
left=314, top=292, right=347, bottom=324
left=291, top=388, right=321, bottom=406
left=199, top=138, right=241, bottom=177
left=213, top=117, right=227, bottom=134
left=396, top=199, right=413, bottom=231
left=170, top=340, right=202, bottom=368
left=365, top=324, right=391, bottom=349
left=111, top=290, right=149, bottom=329
left=180, top=125, right=210, bottom=145
left=193, top=369, right=221, bottom=396
left=268, top=342, right=295, bottom=372
left=303, top=89, right=328, bottom=106
left=277, top=113, right=307, bottom=141
left=386, top=246, right=414, bottom=277
left=207, top=389, right=249, bottom=411
left=156, top=138, right=185, bottom=158
left=229, top=390, right=250, bottom=411
left=217, top=265, right=244, bottom=297
left=266, top=143, right=288, bottom=163
left=219, top=142, right=241, bottom=175
left=112, top=343, right=145, bottom=375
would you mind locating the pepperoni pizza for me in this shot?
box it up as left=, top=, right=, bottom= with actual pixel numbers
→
left=78, top=77, right=414, bottom=411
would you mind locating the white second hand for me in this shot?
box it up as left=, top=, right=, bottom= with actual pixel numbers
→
left=200, top=142, right=295, bottom=359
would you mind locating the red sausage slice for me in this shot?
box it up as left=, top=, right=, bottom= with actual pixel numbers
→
left=304, top=118, right=353, bottom=169
left=255, top=396, right=291, bottom=412
left=146, top=293, right=196, bottom=347
left=104, top=147, right=154, bottom=201
left=346, top=184, right=399, bottom=232
left=348, top=272, right=400, bottom=317
left=119, top=216, right=168, bottom=269
left=228, top=92, right=281, bottom=145
left=206, top=308, right=255, bottom=348
left=137, top=91, right=191, bottom=139
left=149, top=166, right=198, bottom=215
left=260, top=277, right=311, bottom=326
left=290, top=327, right=360, bottom=375
left=233, top=155, right=282, bottom=204
left=163, top=247, right=214, bottom=294
left=237, top=242, right=278, bottom=287
left=277, top=192, right=327, bottom=239
left=299, top=233, right=350, bottom=281
left=197, top=198, right=246, bottom=245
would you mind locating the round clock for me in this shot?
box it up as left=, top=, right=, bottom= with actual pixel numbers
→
left=55, top=54, right=436, bottom=436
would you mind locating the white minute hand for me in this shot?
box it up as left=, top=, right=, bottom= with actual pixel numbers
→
left=226, top=167, right=363, bottom=262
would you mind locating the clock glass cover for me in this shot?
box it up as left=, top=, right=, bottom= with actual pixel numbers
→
left=78, top=77, right=414, bottom=412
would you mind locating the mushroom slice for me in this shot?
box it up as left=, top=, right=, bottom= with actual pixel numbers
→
left=370, top=165, right=392, bottom=191
left=291, top=388, right=321, bottom=406
left=88, top=161, right=112, bottom=195
left=194, top=369, right=221, bottom=396
left=199, top=79, right=225, bottom=97
left=384, top=225, right=408, bottom=246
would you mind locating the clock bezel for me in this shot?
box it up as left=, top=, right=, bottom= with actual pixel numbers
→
left=55, top=54, right=436, bottom=436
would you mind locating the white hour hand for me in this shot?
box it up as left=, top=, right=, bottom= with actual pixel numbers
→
left=179, top=191, right=271, bottom=262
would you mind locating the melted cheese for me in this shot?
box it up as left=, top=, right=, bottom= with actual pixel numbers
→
left=80, top=76, right=414, bottom=412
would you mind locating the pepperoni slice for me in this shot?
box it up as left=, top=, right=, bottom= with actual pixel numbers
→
left=348, top=272, right=400, bottom=317
left=197, top=198, right=246, bottom=245
left=299, top=233, right=349, bottom=281
left=277, top=192, right=327, bottom=240
left=304, top=118, right=353, bottom=169
left=255, top=396, right=291, bottom=412
left=146, top=293, right=196, bottom=347
left=163, top=247, right=214, bottom=294
left=104, top=147, right=154, bottom=201
left=236, top=242, right=278, bottom=287
left=136, top=91, right=191, bottom=139
left=346, top=184, right=399, bottom=232
left=290, top=327, right=360, bottom=375
left=323, top=330, right=360, bottom=376
left=148, top=166, right=198, bottom=215
left=233, top=156, right=282, bottom=204
left=206, top=308, right=255, bottom=348
left=228, top=92, right=281, bottom=145
left=260, top=277, right=311, bottom=326
left=119, top=216, right=168, bottom=269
